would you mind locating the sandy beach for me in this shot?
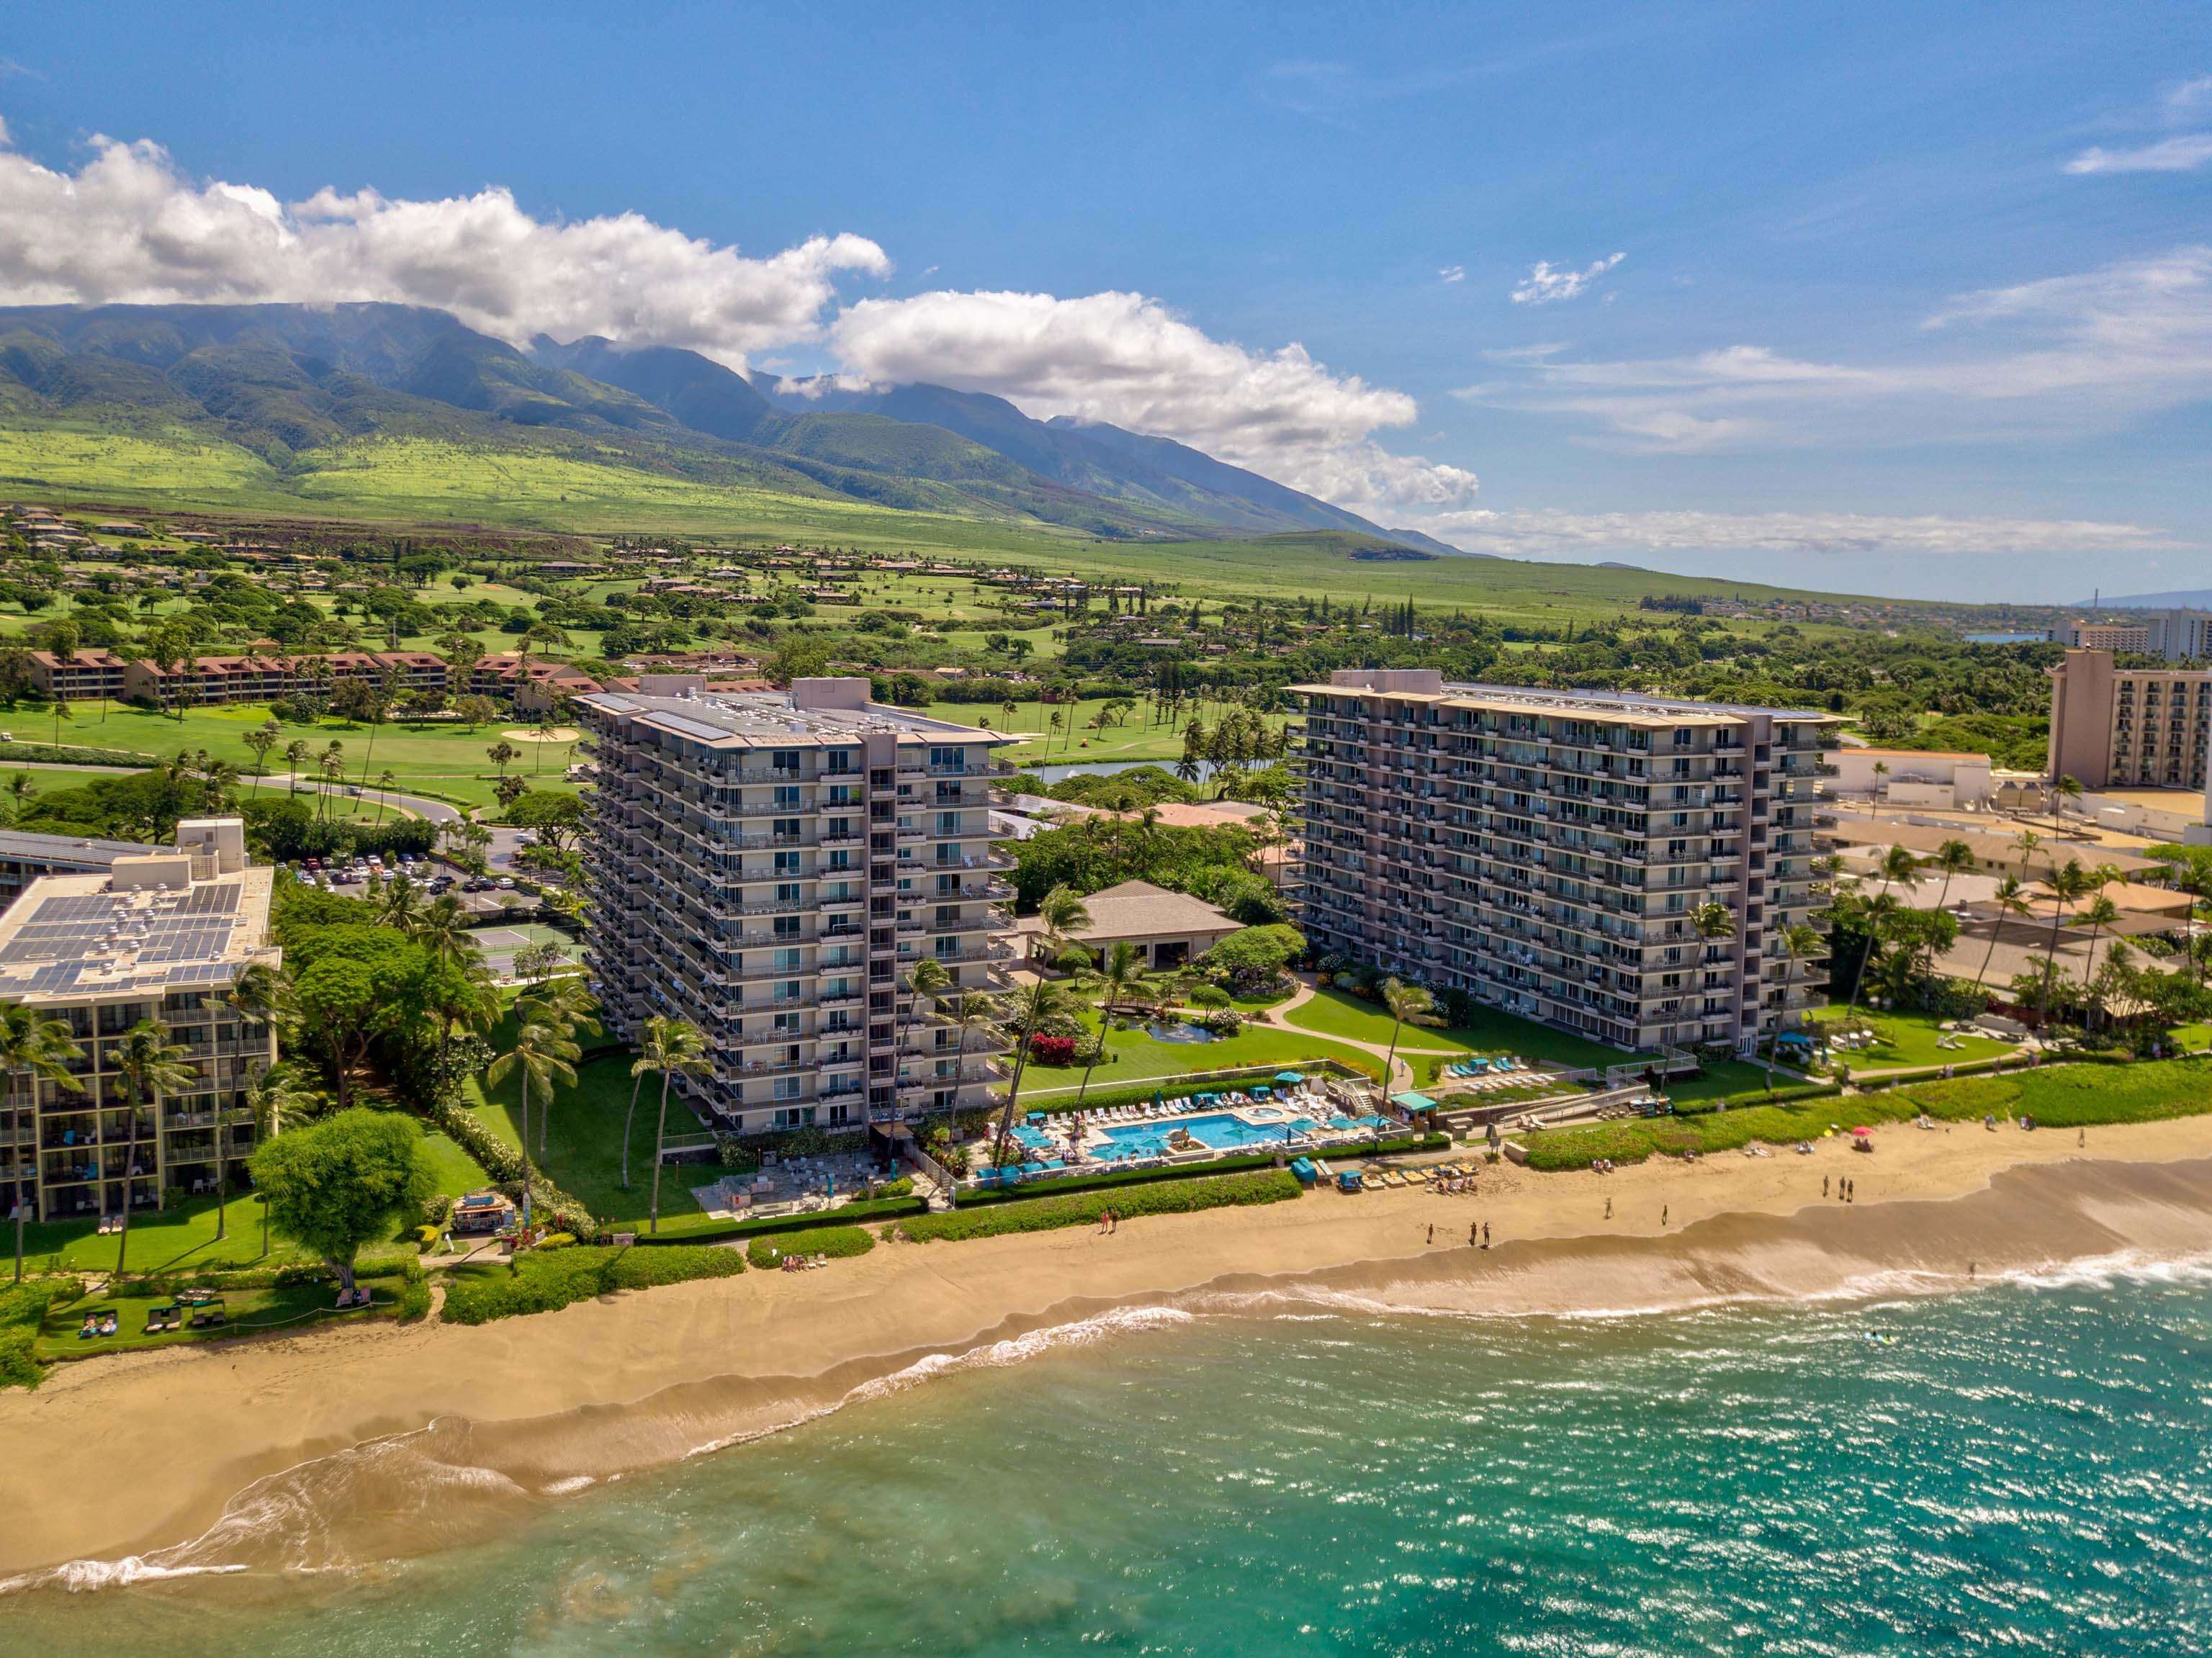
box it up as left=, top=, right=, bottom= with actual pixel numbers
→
left=5, top=1114, right=2211, bottom=1582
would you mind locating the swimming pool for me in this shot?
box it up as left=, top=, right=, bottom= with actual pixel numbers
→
left=1089, top=1110, right=1323, bottom=1159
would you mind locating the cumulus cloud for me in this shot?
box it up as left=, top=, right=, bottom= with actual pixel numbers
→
left=828, top=288, right=1476, bottom=508
left=1410, top=507, right=2176, bottom=560
left=1467, top=246, right=2212, bottom=451
left=1510, top=252, right=1624, bottom=305
left=0, top=129, right=889, bottom=366
left=2064, top=133, right=2212, bottom=174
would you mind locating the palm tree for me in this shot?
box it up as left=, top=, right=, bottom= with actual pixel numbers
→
left=1763, top=924, right=1824, bottom=1091
left=642, top=1019, right=711, bottom=1234
left=936, top=990, right=1002, bottom=1122
left=1871, top=844, right=1921, bottom=901
left=243, top=1063, right=311, bottom=1258
left=0, top=1004, right=81, bottom=1284
left=896, top=955, right=955, bottom=1110
left=1840, top=892, right=1899, bottom=1023
left=2036, top=859, right=2094, bottom=1022
left=1929, top=839, right=1976, bottom=910
left=379, top=873, right=426, bottom=933
left=1034, top=884, right=1093, bottom=968
left=2054, top=773, right=2084, bottom=828
left=516, top=976, right=601, bottom=1155
left=243, top=719, right=282, bottom=791
left=1376, top=978, right=1441, bottom=1125
left=284, top=738, right=311, bottom=796
left=106, top=1020, right=196, bottom=1282
left=1974, top=875, right=2033, bottom=990
left=987, top=978, right=1083, bottom=1168
left=1070, top=941, right=1168, bottom=1104
left=215, top=961, right=284, bottom=1240
left=410, top=894, right=478, bottom=963
left=485, top=1018, right=578, bottom=1231
left=2076, top=893, right=2123, bottom=1018
left=2013, top=827, right=2042, bottom=880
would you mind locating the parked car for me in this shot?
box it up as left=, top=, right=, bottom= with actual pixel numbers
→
left=495, top=877, right=516, bottom=891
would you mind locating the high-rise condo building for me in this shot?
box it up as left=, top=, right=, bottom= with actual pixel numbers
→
left=1295, top=670, right=1838, bottom=1055
left=0, top=818, right=279, bottom=1225
left=575, top=677, right=1017, bottom=1134
left=2046, top=648, right=2212, bottom=792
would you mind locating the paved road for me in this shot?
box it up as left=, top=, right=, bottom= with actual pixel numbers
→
left=266, top=775, right=464, bottom=824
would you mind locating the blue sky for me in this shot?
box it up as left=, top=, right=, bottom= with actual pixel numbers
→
left=1, top=1, right=2208, bottom=601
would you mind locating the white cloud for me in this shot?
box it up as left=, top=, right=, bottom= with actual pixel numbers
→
left=1408, top=507, right=2176, bottom=560
left=1469, top=246, right=2212, bottom=451
left=1439, top=264, right=1465, bottom=284
left=1510, top=252, right=1624, bottom=305
left=2064, top=133, right=2212, bottom=174
left=0, top=129, right=889, bottom=366
left=2168, top=75, right=2212, bottom=118
left=828, top=288, right=1475, bottom=508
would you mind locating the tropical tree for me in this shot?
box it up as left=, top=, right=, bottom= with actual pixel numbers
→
left=1871, top=844, right=1922, bottom=901
left=1839, top=891, right=1900, bottom=1022
left=2036, top=859, right=2095, bottom=1020
left=515, top=976, right=601, bottom=1155
left=1034, top=883, right=1093, bottom=967
left=896, top=955, right=955, bottom=1107
left=2075, top=893, right=2123, bottom=1017
left=487, top=740, right=519, bottom=779
left=378, top=873, right=426, bottom=934
left=1376, top=977, right=1441, bottom=1119
left=2013, top=827, right=2042, bottom=880
left=2054, top=772, right=2084, bottom=827
left=243, top=1063, right=315, bottom=1258
left=250, top=1109, right=436, bottom=1295
left=1974, top=874, right=2034, bottom=989
left=987, top=978, right=1083, bottom=1168
left=1928, top=839, right=1977, bottom=909
left=484, top=1018, right=578, bottom=1230
left=1069, top=940, right=1171, bottom=1104
left=1763, top=924, right=1825, bottom=1090
left=639, top=1017, right=711, bottom=1233
left=284, top=737, right=312, bottom=796
left=243, top=719, right=282, bottom=789
left=1, top=1004, right=80, bottom=1284
left=106, top=1020, right=197, bottom=1281
left=935, top=989, right=1002, bottom=1121
left=410, top=894, right=478, bottom=963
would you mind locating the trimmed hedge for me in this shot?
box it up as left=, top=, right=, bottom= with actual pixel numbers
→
left=441, top=1242, right=743, bottom=1325
left=629, top=1194, right=928, bottom=1245
left=897, top=1168, right=1303, bottom=1243
left=953, top=1132, right=1450, bottom=1207
left=746, top=1225, right=875, bottom=1269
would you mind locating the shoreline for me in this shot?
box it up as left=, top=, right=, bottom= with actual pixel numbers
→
left=5, top=1114, right=2212, bottom=1581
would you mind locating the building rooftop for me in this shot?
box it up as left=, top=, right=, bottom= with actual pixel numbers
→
left=0, top=864, right=276, bottom=1003
left=0, top=829, right=149, bottom=865
left=578, top=678, right=1010, bottom=749
left=1015, top=879, right=1235, bottom=943
left=1296, top=672, right=1839, bottom=728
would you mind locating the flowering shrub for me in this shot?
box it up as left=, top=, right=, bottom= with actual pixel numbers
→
left=1028, top=1034, right=1079, bottom=1066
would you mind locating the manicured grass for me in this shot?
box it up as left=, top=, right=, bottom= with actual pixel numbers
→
left=896, top=1168, right=1303, bottom=1241
left=994, top=697, right=1291, bottom=767
left=745, top=1225, right=873, bottom=1269
left=1016, top=1013, right=1380, bottom=1098
left=1522, top=1055, right=2212, bottom=1170
left=14, top=1112, right=487, bottom=1276
left=1804, top=1004, right=2018, bottom=1071
left=468, top=1051, right=748, bottom=1237
left=1281, top=989, right=1627, bottom=1070
left=440, top=1241, right=743, bottom=1325
left=32, top=1278, right=399, bottom=1361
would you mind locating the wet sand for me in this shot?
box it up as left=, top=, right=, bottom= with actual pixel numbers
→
left=4, top=1114, right=2211, bottom=1580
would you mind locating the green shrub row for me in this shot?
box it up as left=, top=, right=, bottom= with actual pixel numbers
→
left=952, top=1133, right=1450, bottom=1207
left=0, top=1277, right=84, bottom=1389
left=898, top=1168, right=1303, bottom=1243
left=745, top=1225, right=875, bottom=1269
left=0, top=741, right=156, bottom=767
left=440, top=1242, right=743, bottom=1325
left=628, top=1194, right=928, bottom=1245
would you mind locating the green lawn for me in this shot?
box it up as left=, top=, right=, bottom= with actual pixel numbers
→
left=1804, top=1004, right=2018, bottom=1071
left=35, top=1277, right=400, bottom=1361
left=989, top=697, right=1273, bottom=767
left=10, top=701, right=576, bottom=812
left=468, top=1051, right=750, bottom=1237
left=1017, top=1012, right=1380, bottom=1099
left=1280, top=988, right=1628, bottom=1070
left=12, top=1113, right=486, bottom=1275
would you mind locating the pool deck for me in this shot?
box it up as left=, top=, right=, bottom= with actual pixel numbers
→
left=995, top=1094, right=1395, bottom=1184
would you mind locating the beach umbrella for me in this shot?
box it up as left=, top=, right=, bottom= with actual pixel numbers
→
left=1275, top=1071, right=1305, bottom=1085
left=1851, top=1127, right=1872, bottom=1137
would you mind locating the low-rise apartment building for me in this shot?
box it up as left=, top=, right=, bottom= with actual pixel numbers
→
left=1295, top=670, right=1838, bottom=1055
left=26, top=648, right=130, bottom=702
left=0, top=818, right=279, bottom=1225
left=576, top=676, right=1018, bottom=1134
left=2047, top=648, right=2212, bottom=791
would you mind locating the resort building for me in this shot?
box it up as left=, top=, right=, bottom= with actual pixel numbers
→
left=26, top=647, right=130, bottom=703
left=575, top=676, right=1018, bottom=1134
left=0, top=829, right=151, bottom=904
left=1015, top=879, right=1238, bottom=970
left=0, top=818, right=279, bottom=1225
left=2055, top=611, right=2212, bottom=662
left=1825, top=747, right=1992, bottom=808
left=2046, top=649, right=2212, bottom=791
left=1294, top=670, right=1840, bottom=1055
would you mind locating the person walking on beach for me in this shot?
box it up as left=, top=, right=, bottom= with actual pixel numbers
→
left=1824, top=1175, right=1830, bottom=1198
left=1482, top=1222, right=1491, bottom=1250
left=1604, top=1197, right=1612, bottom=1220
left=1661, top=1204, right=1669, bottom=1227
left=1427, top=1224, right=1434, bottom=1245
left=1470, top=1221, right=1479, bottom=1247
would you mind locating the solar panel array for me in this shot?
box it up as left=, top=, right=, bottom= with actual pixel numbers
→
left=0, top=880, right=249, bottom=983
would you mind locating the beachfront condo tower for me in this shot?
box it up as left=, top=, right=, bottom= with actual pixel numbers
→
left=575, top=676, right=1017, bottom=1134
left=1293, top=670, right=1839, bottom=1055
left=0, top=818, right=279, bottom=1225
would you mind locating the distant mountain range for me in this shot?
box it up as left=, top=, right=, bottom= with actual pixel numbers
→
left=0, top=302, right=1442, bottom=551
left=2067, top=590, right=2212, bottom=610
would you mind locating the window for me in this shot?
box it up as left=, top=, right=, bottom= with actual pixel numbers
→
left=774, top=785, right=801, bottom=809
left=771, top=749, right=801, bottom=773
left=774, top=851, right=801, bottom=875
left=826, top=749, right=856, bottom=774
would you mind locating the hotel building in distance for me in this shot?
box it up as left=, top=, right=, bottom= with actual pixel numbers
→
left=1295, top=670, right=1839, bottom=1056
left=575, top=676, right=1017, bottom=1134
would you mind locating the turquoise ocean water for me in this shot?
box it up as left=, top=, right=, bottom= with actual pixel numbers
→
left=7, top=1259, right=2209, bottom=1655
